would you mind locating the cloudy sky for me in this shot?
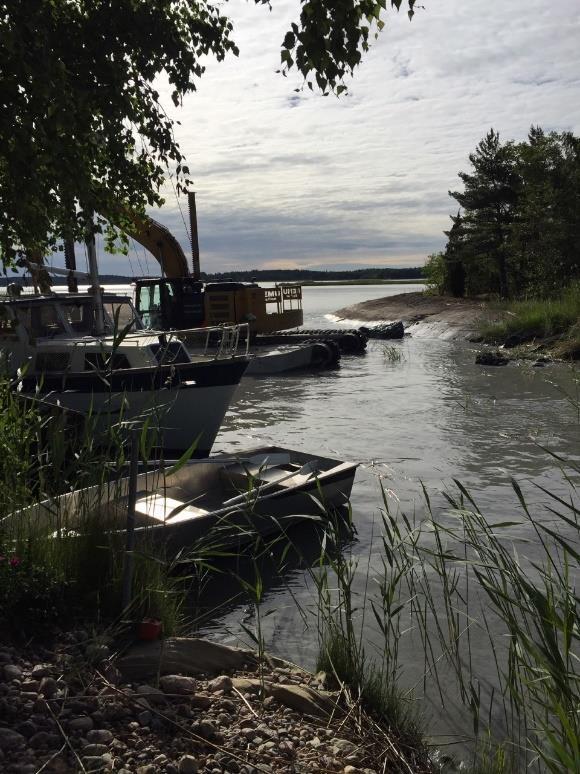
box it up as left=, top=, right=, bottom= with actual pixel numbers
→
left=96, top=0, right=580, bottom=275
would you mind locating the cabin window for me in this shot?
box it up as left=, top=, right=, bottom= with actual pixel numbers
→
left=137, top=284, right=163, bottom=328
left=63, top=302, right=97, bottom=334
left=84, top=353, right=131, bottom=371
left=102, top=301, right=142, bottom=333
left=15, top=305, right=65, bottom=339
left=36, top=352, right=70, bottom=372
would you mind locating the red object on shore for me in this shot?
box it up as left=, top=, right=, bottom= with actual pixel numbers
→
left=138, top=618, right=162, bottom=641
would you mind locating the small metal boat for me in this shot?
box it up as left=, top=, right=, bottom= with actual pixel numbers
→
left=6, top=446, right=358, bottom=549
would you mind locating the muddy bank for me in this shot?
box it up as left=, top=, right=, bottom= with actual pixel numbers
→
left=334, top=292, right=497, bottom=339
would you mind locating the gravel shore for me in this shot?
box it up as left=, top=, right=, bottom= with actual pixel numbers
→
left=0, top=633, right=432, bottom=774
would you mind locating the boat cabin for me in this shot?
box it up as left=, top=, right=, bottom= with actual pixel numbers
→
left=0, top=293, right=192, bottom=376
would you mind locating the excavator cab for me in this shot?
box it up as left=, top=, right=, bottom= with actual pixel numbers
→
left=135, top=278, right=205, bottom=330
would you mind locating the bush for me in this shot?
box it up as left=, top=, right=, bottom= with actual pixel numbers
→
left=423, top=252, right=447, bottom=295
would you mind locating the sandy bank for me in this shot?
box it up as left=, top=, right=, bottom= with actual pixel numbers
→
left=335, top=292, right=496, bottom=339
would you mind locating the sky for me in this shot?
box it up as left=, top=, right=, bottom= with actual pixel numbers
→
left=92, top=0, right=580, bottom=275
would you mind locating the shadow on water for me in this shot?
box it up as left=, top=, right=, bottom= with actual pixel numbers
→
left=186, top=513, right=357, bottom=657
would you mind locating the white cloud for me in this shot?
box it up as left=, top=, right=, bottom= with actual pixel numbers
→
left=98, top=0, right=580, bottom=274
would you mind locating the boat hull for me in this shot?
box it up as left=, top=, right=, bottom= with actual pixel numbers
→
left=20, top=359, right=248, bottom=456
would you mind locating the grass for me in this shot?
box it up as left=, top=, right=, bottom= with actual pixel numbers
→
left=382, top=343, right=405, bottom=363
left=479, top=282, right=580, bottom=355
left=0, top=378, right=191, bottom=638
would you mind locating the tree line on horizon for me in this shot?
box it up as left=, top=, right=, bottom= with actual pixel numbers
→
left=426, top=127, right=580, bottom=299
left=0, top=266, right=423, bottom=286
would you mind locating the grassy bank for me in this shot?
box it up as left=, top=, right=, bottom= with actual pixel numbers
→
left=479, top=282, right=580, bottom=357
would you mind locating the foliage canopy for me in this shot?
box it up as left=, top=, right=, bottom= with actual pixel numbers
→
left=0, top=0, right=415, bottom=267
left=439, top=127, right=580, bottom=299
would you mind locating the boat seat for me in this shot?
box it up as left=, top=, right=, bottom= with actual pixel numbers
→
left=220, top=462, right=318, bottom=491
left=134, top=494, right=208, bottom=525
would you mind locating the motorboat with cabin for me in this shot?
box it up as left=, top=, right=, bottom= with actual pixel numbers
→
left=0, top=290, right=250, bottom=456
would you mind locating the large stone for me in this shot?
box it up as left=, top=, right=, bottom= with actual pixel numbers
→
left=207, top=675, right=232, bottom=693
left=117, top=638, right=261, bottom=681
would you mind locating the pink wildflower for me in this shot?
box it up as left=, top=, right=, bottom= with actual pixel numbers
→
left=9, top=556, right=21, bottom=567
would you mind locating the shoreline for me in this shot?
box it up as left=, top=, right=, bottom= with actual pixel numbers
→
left=0, top=631, right=432, bottom=774
left=334, top=291, right=497, bottom=340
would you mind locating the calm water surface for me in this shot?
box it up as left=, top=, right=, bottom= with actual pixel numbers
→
left=197, top=284, right=579, bottom=753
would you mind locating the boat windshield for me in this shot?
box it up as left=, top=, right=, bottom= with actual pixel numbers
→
left=61, top=299, right=142, bottom=335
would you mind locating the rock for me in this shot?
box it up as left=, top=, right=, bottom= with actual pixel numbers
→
left=29, top=731, right=60, bottom=749
left=85, top=643, right=111, bottom=663
left=190, top=694, right=212, bottom=709
left=135, top=684, right=167, bottom=705
left=15, top=720, right=37, bottom=739
left=360, top=321, right=405, bottom=340
left=0, top=727, right=26, bottom=750
left=0, top=652, right=12, bottom=664
left=332, top=739, right=357, bottom=757
left=87, top=729, right=114, bottom=745
left=207, top=675, right=232, bottom=693
left=3, top=664, right=22, bottom=681
left=81, top=756, right=108, bottom=771
left=198, top=720, right=217, bottom=739
left=21, top=679, right=40, bottom=692
left=69, top=716, right=95, bottom=732
left=504, top=331, right=532, bottom=348
left=31, top=663, right=52, bottom=678
left=268, top=683, right=338, bottom=719
left=84, top=743, right=109, bottom=756
left=178, top=755, right=200, bottom=774
left=475, top=350, right=508, bottom=366
left=159, top=674, right=197, bottom=695
left=117, top=637, right=258, bottom=681
left=39, top=677, right=58, bottom=698
left=137, top=710, right=152, bottom=727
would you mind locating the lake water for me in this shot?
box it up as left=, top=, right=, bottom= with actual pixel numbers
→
left=198, top=283, right=579, bottom=758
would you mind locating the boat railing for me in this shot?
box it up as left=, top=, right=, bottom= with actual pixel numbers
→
left=168, top=323, right=250, bottom=359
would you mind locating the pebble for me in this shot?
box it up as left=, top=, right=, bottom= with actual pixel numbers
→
left=69, top=716, right=95, bottom=732
left=39, top=677, right=58, bottom=698
left=3, top=664, right=22, bottom=681
left=0, top=727, right=26, bottom=750
left=178, top=754, right=200, bottom=773
left=31, top=663, right=52, bottom=678
left=207, top=675, right=232, bottom=693
left=86, top=728, right=113, bottom=745
left=159, top=674, right=197, bottom=695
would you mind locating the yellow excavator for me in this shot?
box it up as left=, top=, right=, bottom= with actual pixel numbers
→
left=27, top=193, right=304, bottom=335
left=128, top=194, right=303, bottom=334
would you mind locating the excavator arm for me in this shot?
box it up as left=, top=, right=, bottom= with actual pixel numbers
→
left=124, top=213, right=190, bottom=278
